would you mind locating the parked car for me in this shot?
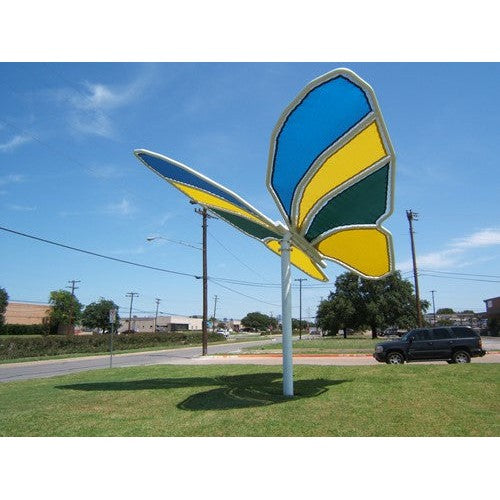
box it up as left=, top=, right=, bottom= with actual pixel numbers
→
left=373, top=326, right=486, bottom=364
left=216, top=329, right=230, bottom=338
left=380, top=327, right=407, bottom=337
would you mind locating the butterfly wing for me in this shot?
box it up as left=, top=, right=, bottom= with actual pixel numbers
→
left=134, top=149, right=328, bottom=281
left=267, top=68, right=395, bottom=279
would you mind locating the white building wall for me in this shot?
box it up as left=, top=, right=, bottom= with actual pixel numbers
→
left=119, top=315, right=203, bottom=333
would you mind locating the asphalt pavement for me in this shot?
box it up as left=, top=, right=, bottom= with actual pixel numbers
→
left=0, top=338, right=277, bottom=382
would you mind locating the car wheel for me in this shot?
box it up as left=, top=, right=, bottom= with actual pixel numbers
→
left=452, top=350, right=471, bottom=363
left=386, top=352, right=404, bottom=364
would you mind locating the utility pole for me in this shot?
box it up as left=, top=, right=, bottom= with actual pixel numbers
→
left=193, top=205, right=216, bottom=355
left=154, top=298, right=161, bottom=333
left=406, top=210, right=423, bottom=327
left=430, top=290, right=436, bottom=325
left=294, top=278, right=307, bottom=340
left=67, top=279, right=81, bottom=296
left=125, top=292, right=139, bottom=333
left=66, top=279, right=81, bottom=335
left=212, top=295, right=219, bottom=333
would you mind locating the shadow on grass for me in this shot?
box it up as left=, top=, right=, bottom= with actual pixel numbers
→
left=56, top=372, right=351, bottom=410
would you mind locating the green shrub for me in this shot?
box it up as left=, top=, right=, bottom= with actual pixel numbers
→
left=0, top=324, right=49, bottom=336
left=0, top=331, right=224, bottom=360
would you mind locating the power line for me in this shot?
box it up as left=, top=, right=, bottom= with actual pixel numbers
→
left=207, top=230, right=273, bottom=284
left=419, top=269, right=500, bottom=279
left=209, top=278, right=280, bottom=307
left=0, top=117, right=90, bottom=170
left=419, top=273, right=500, bottom=283
left=0, top=224, right=198, bottom=279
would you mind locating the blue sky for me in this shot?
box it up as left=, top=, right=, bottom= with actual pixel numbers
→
left=1, top=63, right=499, bottom=320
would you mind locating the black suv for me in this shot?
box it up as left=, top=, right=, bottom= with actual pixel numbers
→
left=373, top=326, right=486, bottom=364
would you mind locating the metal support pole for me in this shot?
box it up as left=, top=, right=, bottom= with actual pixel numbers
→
left=281, top=231, right=293, bottom=397
left=201, top=207, right=208, bottom=355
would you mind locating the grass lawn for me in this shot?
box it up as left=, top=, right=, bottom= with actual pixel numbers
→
left=0, top=363, right=498, bottom=437
left=243, top=337, right=383, bottom=354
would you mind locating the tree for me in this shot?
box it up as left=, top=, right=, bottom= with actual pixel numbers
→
left=0, top=286, right=8, bottom=329
left=292, top=318, right=309, bottom=331
left=460, top=310, right=474, bottom=314
left=241, top=312, right=277, bottom=331
left=48, top=290, right=83, bottom=334
left=316, top=271, right=429, bottom=338
left=81, top=298, right=120, bottom=334
left=316, top=288, right=358, bottom=338
left=437, top=308, right=454, bottom=314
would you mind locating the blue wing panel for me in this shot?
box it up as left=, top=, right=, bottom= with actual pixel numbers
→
left=270, top=75, right=372, bottom=219
left=136, top=150, right=249, bottom=211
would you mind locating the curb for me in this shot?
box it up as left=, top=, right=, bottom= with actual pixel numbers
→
left=221, top=353, right=372, bottom=358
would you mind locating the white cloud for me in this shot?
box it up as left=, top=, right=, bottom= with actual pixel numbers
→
left=397, top=227, right=500, bottom=272
left=6, top=203, right=36, bottom=211
left=51, top=74, right=151, bottom=138
left=86, top=164, right=123, bottom=179
left=0, top=174, right=25, bottom=186
left=104, top=198, right=136, bottom=216
left=158, top=212, right=174, bottom=226
left=398, top=249, right=462, bottom=272
left=452, top=228, right=500, bottom=248
left=0, top=135, right=31, bottom=152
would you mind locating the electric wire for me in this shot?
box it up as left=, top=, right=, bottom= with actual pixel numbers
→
left=0, top=225, right=198, bottom=279
left=209, top=278, right=280, bottom=307
left=207, top=229, right=273, bottom=283
left=419, top=273, right=500, bottom=283
left=419, top=269, right=500, bottom=279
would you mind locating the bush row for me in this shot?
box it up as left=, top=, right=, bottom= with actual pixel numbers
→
left=0, top=331, right=225, bottom=360
left=0, top=324, right=49, bottom=335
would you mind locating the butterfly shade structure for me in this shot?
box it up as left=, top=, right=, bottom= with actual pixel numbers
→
left=134, top=68, right=396, bottom=397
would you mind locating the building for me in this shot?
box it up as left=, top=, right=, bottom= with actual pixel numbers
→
left=118, top=315, right=203, bottom=333
left=423, top=311, right=481, bottom=328
left=484, top=297, right=500, bottom=322
left=219, top=318, right=241, bottom=332
left=4, top=301, right=52, bottom=325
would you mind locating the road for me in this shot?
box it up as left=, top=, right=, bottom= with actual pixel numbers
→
left=1, top=336, right=498, bottom=383
left=0, top=339, right=277, bottom=382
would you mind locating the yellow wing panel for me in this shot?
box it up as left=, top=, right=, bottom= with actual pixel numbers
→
left=297, top=122, right=387, bottom=228
left=171, top=181, right=265, bottom=226
left=266, top=240, right=328, bottom=281
left=315, top=228, right=392, bottom=278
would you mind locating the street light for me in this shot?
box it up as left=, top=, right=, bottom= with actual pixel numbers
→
left=146, top=235, right=202, bottom=250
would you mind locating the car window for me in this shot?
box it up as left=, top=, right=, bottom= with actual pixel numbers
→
left=430, top=328, right=451, bottom=340
left=412, top=329, right=430, bottom=341
left=451, top=327, right=477, bottom=338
